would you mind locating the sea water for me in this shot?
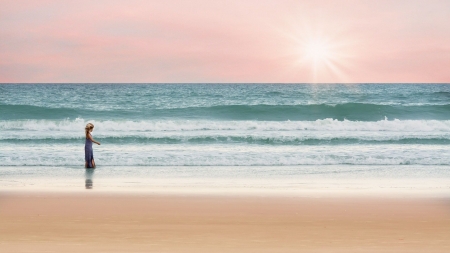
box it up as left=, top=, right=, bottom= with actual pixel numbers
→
left=1, top=84, right=449, bottom=193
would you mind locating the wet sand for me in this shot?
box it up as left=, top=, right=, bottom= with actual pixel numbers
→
left=1, top=192, right=449, bottom=252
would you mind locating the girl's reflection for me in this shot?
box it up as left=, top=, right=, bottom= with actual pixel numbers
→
left=85, top=169, right=94, bottom=189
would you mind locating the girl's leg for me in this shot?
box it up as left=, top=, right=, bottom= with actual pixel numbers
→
left=91, top=159, right=96, bottom=168
left=85, top=161, right=88, bottom=168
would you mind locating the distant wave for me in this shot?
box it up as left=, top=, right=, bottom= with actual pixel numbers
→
left=433, top=91, right=450, bottom=96
left=179, top=103, right=450, bottom=121
left=2, top=103, right=450, bottom=120
left=0, top=104, right=129, bottom=120
left=0, top=104, right=85, bottom=120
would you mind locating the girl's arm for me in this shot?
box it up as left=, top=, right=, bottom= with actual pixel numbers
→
left=88, top=134, right=101, bottom=145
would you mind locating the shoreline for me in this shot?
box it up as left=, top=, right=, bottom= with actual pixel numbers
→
left=1, top=165, right=449, bottom=198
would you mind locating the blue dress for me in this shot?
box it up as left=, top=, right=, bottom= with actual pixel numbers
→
left=85, top=134, right=94, bottom=168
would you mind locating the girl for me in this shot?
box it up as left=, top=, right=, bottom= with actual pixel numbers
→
left=85, top=123, right=100, bottom=168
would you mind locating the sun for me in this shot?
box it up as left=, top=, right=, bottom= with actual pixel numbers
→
left=275, top=20, right=356, bottom=82
left=304, top=39, right=332, bottom=65
left=296, top=34, right=351, bottom=82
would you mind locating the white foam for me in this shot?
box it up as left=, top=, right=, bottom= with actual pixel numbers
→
left=1, top=118, right=450, bottom=132
left=1, top=118, right=449, bottom=140
left=0, top=143, right=449, bottom=166
left=2, top=118, right=450, bottom=167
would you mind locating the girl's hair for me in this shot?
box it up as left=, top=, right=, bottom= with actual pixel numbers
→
left=85, top=123, right=94, bottom=138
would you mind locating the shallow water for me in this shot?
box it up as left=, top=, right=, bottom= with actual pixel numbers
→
left=1, top=165, right=448, bottom=196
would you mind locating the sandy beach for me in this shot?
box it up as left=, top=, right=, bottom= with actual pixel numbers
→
left=1, top=192, right=449, bottom=253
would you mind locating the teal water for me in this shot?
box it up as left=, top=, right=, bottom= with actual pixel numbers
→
left=1, top=84, right=450, bottom=168
left=2, top=84, right=450, bottom=121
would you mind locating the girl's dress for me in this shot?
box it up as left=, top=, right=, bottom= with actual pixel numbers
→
left=85, top=134, right=94, bottom=168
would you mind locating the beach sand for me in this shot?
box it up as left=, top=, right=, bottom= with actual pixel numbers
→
left=1, top=192, right=449, bottom=252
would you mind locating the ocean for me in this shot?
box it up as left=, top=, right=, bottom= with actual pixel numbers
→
left=1, top=84, right=449, bottom=193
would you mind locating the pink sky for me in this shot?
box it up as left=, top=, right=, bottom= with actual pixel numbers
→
left=1, top=0, right=449, bottom=83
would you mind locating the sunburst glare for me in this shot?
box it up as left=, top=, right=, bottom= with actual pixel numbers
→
left=275, top=20, right=357, bottom=83
left=297, top=33, right=352, bottom=83
left=304, top=39, right=331, bottom=62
